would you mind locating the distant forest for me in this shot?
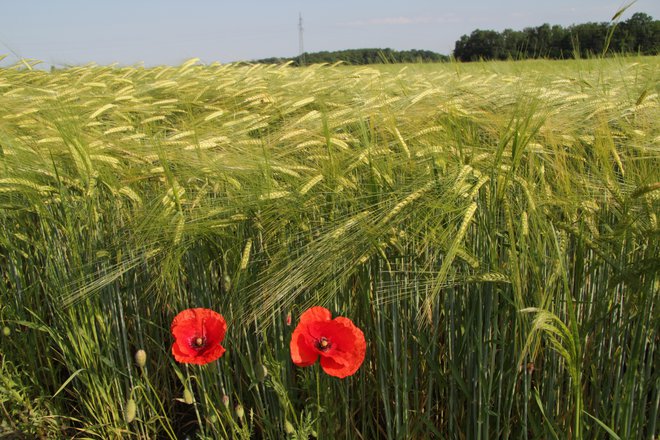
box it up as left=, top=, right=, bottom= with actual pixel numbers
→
left=256, top=48, right=448, bottom=65
left=254, top=12, right=658, bottom=65
left=454, top=12, right=659, bottom=61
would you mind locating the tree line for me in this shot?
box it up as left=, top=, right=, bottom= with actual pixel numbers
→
left=253, top=12, right=658, bottom=65
left=454, top=12, right=659, bottom=61
left=256, top=48, right=448, bottom=66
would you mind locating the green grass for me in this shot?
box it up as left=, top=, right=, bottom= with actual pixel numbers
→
left=0, top=55, right=658, bottom=439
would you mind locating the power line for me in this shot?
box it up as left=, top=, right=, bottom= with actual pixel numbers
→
left=298, top=12, right=305, bottom=65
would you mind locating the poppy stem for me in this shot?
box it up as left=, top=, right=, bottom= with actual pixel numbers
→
left=186, top=367, right=206, bottom=438
left=316, top=366, right=322, bottom=436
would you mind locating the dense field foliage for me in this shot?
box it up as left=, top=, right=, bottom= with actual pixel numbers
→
left=0, top=56, right=658, bottom=439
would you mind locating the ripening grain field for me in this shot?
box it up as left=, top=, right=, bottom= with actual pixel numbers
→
left=0, top=56, right=658, bottom=439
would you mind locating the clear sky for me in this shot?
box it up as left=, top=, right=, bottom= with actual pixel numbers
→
left=1, top=0, right=657, bottom=67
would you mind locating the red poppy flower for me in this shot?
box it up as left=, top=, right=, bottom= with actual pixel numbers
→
left=171, top=308, right=227, bottom=365
left=290, top=306, right=366, bottom=378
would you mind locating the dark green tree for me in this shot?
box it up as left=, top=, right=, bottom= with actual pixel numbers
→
left=453, top=12, right=659, bottom=61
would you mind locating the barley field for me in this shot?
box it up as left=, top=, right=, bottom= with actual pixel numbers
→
left=0, top=55, right=658, bottom=439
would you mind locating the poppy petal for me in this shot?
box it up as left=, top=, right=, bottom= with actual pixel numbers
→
left=201, top=312, right=227, bottom=346
left=173, top=342, right=225, bottom=365
left=333, top=317, right=366, bottom=354
left=290, top=324, right=318, bottom=366
left=171, top=309, right=198, bottom=340
left=298, top=306, right=332, bottom=325
left=315, top=317, right=365, bottom=377
left=320, top=355, right=356, bottom=378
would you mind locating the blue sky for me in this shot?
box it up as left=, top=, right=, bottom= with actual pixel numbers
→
left=1, top=1, right=657, bottom=67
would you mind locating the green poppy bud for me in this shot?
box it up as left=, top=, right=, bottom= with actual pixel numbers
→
left=235, top=404, right=245, bottom=420
left=284, top=420, right=295, bottom=435
left=223, top=275, right=231, bottom=292
left=256, top=364, right=268, bottom=381
left=222, top=394, right=230, bottom=408
left=134, top=349, right=147, bottom=368
left=183, top=388, right=194, bottom=405
left=125, top=399, right=137, bottom=423
left=2, top=327, right=10, bottom=337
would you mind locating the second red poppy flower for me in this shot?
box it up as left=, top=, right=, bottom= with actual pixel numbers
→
left=290, top=306, right=366, bottom=378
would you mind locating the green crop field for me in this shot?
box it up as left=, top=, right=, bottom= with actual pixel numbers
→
left=0, top=55, right=658, bottom=439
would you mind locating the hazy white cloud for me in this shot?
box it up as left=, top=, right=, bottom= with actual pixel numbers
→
left=340, top=15, right=460, bottom=27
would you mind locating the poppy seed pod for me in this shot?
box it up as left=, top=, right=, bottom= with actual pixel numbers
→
left=2, top=326, right=10, bottom=337
left=255, top=364, right=268, bottom=381
left=183, top=388, right=194, bottom=405
left=235, top=404, right=245, bottom=420
left=134, top=349, right=147, bottom=368
left=284, top=420, right=295, bottom=435
left=125, top=399, right=137, bottom=423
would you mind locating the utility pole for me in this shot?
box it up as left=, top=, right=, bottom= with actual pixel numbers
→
left=298, top=12, right=305, bottom=65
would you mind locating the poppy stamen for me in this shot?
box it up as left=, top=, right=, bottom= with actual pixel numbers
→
left=317, top=337, right=331, bottom=351
left=193, top=337, right=206, bottom=348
